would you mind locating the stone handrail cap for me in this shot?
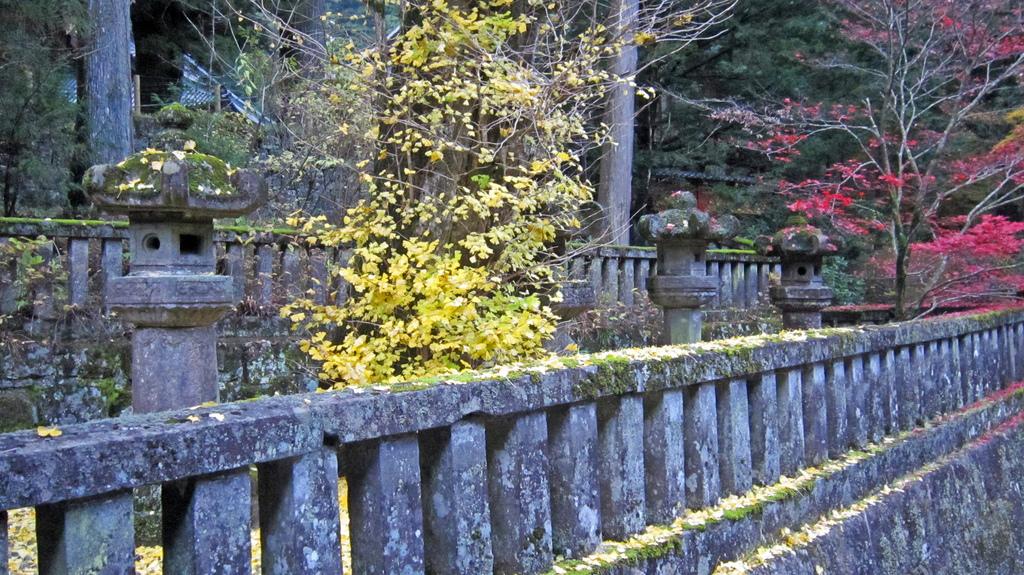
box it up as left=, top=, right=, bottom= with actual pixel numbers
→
left=84, top=150, right=267, bottom=219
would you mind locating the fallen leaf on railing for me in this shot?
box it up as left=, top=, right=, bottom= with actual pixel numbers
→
left=35, top=426, right=62, bottom=438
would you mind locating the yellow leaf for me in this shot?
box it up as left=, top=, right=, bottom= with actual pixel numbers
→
left=36, top=426, right=63, bottom=438
left=183, top=140, right=197, bottom=151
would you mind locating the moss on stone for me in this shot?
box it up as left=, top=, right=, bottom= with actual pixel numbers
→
left=90, top=150, right=240, bottom=199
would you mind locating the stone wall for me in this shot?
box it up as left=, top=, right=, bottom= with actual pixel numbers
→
left=0, top=317, right=315, bottom=431
left=1, top=308, right=1021, bottom=574
left=0, top=219, right=781, bottom=429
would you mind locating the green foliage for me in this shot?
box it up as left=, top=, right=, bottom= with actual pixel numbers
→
left=822, top=255, right=866, bottom=306
left=0, top=0, right=87, bottom=216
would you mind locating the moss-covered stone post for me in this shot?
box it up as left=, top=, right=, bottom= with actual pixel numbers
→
left=85, top=149, right=266, bottom=413
left=638, top=191, right=738, bottom=344
left=758, top=223, right=836, bottom=330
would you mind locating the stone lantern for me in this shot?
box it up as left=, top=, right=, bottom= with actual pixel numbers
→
left=757, top=223, right=836, bottom=330
left=638, top=192, right=738, bottom=344
left=84, top=149, right=266, bottom=413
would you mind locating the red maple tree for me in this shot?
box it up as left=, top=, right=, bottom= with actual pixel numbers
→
left=752, top=0, right=1024, bottom=317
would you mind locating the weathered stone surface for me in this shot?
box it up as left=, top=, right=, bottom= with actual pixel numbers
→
left=548, top=403, right=601, bottom=558
left=718, top=378, right=753, bottom=494
left=133, top=326, right=219, bottom=413
left=346, top=434, right=425, bottom=575
left=597, top=395, right=646, bottom=538
left=746, top=413, right=1024, bottom=575
left=685, top=382, right=721, bottom=508
left=421, top=421, right=494, bottom=575
left=643, top=390, right=686, bottom=523
left=568, top=371, right=1024, bottom=575
left=67, top=239, right=89, bottom=308
left=866, top=352, right=885, bottom=442
left=2, top=310, right=1023, bottom=512
left=801, top=363, right=827, bottom=466
left=36, top=490, right=135, bottom=575
left=162, top=468, right=252, bottom=575
left=258, top=448, right=343, bottom=575
left=487, top=412, right=552, bottom=575
left=825, top=359, right=848, bottom=458
left=777, top=368, right=805, bottom=476
left=749, top=372, right=780, bottom=486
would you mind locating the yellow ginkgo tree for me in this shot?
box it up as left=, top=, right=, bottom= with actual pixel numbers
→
left=282, top=0, right=731, bottom=387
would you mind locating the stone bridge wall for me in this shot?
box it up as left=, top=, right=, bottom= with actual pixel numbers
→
left=1, top=308, right=1021, bottom=574
left=0, top=220, right=779, bottom=429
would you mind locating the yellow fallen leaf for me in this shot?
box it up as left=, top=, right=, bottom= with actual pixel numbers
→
left=36, top=426, right=62, bottom=438
left=183, top=140, right=197, bottom=151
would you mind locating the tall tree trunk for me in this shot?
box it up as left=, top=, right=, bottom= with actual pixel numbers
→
left=85, top=0, right=134, bottom=164
left=292, top=0, right=327, bottom=74
left=597, top=0, right=638, bottom=246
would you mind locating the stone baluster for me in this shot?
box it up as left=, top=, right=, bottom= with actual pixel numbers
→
left=1001, top=326, right=1013, bottom=386
left=334, top=248, right=353, bottom=306
left=718, top=378, right=753, bottom=495
left=949, top=337, right=965, bottom=409
left=719, top=261, right=734, bottom=308
left=256, top=243, right=276, bottom=309
left=732, top=261, right=746, bottom=308
left=163, top=468, right=252, bottom=574
left=971, top=331, right=984, bottom=398
left=346, top=435, right=426, bottom=574
left=597, top=396, right=645, bottom=538
left=758, top=223, right=836, bottom=330
left=0, top=239, right=14, bottom=315
left=825, top=359, right=849, bottom=458
left=777, top=367, right=806, bottom=475
left=707, top=261, right=721, bottom=309
left=880, top=349, right=898, bottom=434
left=308, top=248, right=329, bottom=305
left=100, top=238, right=124, bottom=302
left=487, top=412, right=553, bottom=575
left=281, top=245, right=302, bottom=301
left=1015, top=324, right=1024, bottom=381
left=258, top=448, right=344, bottom=574
left=745, top=263, right=759, bottom=308
left=927, top=340, right=945, bottom=418
left=638, top=192, right=738, bottom=345
left=30, top=241, right=55, bottom=323
left=224, top=242, right=246, bottom=300
left=547, top=404, right=601, bottom=558
left=685, top=382, right=721, bottom=508
left=958, top=334, right=974, bottom=405
left=421, top=421, right=494, bottom=573
left=602, top=256, right=620, bottom=303
left=748, top=372, right=780, bottom=486
left=866, top=352, right=885, bottom=441
left=67, top=238, right=90, bottom=308
left=643, top=390, right=686, bottom=523
left=637, top=258, right=651, bottom=293
left=905, top=345, right=926, bottom=427
left=36, top=491, right=136, bottom=574
left=758, top=263, right=771, bottom=305
left=620, top=258, right=635, bottom=305
left=847, top=355, right=869, bottom=447
left=801, top=363, right=828, bottom=465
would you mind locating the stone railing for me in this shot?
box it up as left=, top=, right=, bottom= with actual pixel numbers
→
left=1, top=308, right=1020, bottom=574
left=582, top=246, right=778, bottom=309
left=0, top=219, right=349, bottom=318
left=0, top=220, right=778, bottom=320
